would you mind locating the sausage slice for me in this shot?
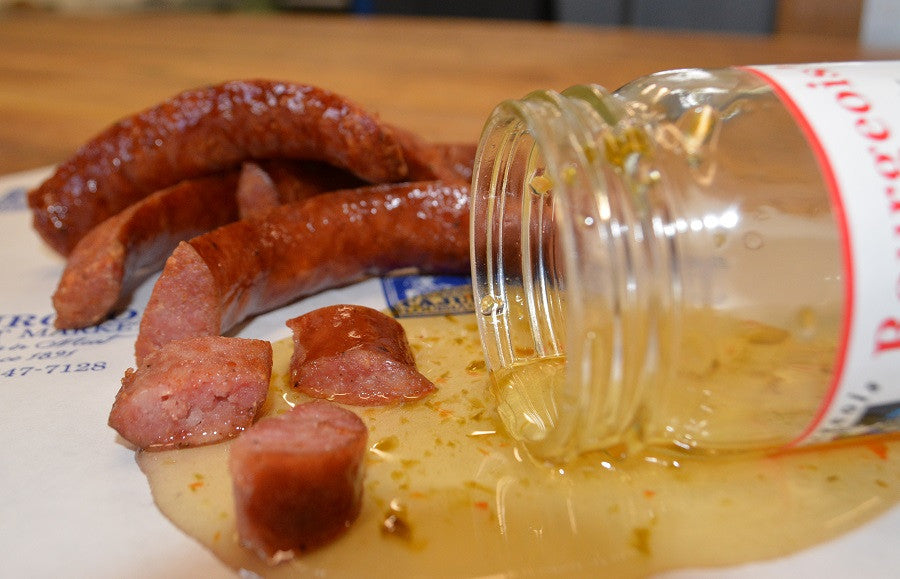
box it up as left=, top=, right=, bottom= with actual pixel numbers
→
left=108, top=336, right=272, bottom=450
left=287, top=304, right=435, bottom=405
left=229, top=401, right=368, bottom=562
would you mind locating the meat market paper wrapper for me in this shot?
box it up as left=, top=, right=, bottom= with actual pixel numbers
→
left=0, top=168, right=897, bottom=579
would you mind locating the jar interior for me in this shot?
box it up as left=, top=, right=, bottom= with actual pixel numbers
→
left=471, top=90, right=659, bottom=461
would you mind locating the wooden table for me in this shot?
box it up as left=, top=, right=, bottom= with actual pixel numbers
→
left=1, top=12, right=899, bottom=579
left=2, top=11, right=898, bottom=176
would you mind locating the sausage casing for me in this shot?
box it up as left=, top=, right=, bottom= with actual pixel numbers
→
left=28, top=80, right=407, bottom=255
left=52, top=173, right=240, bottom=329
left=135, top=181, right=469, bottom=362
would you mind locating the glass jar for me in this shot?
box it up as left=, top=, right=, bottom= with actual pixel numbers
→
left=470, top=63, right=900, bottom=462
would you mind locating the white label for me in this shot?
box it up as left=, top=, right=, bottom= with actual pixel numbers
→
left=744, top=62, right=900, bottom=444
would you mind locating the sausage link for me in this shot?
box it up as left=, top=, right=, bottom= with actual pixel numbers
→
left=235, top=162, right=280, bottom=220
left=391, top=125, right=476, bottom=184
left=240, top=134, right=474, bottom=216
left=135, top=181, right=469, bottom=363
left=254, top=159, right=365, bottom=207
left=28, top=80, right=407, bottom=255
left=52, top=173, right=240, bottom=329
left=53, top=157, right=378, bottom=329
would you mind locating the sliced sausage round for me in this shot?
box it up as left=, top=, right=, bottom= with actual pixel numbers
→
left=287, top=304, right=435, bottom=405
left=229, top=400, right=368, bottom=562
left=108, top=336, right=272, bottom=450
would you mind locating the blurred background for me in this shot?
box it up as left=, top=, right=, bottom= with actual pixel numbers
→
left=0, top=0, right=897, bottom=49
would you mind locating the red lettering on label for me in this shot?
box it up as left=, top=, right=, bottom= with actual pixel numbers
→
left=835, top=90, right=871, bottom=113
left=871, top=150, right=900, bottom=181
left=888, top=187, right=900, bottom=214
left=801, top=65, right=900, bottom=343
left=874, top=317, right=900, bottom=353
left=750, top=62, right=900, bottom=445
left=856, top=117, right=891, bottom=141
left=805, top=76, right=849, bottom=89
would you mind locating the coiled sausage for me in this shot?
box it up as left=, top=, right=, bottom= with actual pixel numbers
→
left=28, top=80, right=408, bottom=255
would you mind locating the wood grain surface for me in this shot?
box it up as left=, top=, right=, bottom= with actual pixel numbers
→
left=1, top=11, right=898, bottom=174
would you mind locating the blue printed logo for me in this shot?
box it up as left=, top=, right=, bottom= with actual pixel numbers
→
left=0, top=186, right=27, bottom=213
left=381, top=274, right=473, bottom=318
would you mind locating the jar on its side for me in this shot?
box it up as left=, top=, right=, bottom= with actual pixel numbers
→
left=471, top=64, right=900, bottom=461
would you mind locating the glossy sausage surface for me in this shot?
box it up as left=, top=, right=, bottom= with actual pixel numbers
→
left=29, top=80, right=407, bottom=254
left=288, top=304, right=435, bottom=405
left=135, top=180, right=470, bottom=363
left=52, top=173, right=240, bottom=329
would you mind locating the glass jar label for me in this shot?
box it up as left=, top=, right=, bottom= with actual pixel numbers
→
left=744, top=62, right=900, bottom=445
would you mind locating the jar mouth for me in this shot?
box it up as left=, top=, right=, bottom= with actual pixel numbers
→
left=471, top=86, right=671, bottom=462
left=469, top=93, right=572, bottom=456
left=470, top=91, right=571, bottom=370
left=471, top=87, right=621, bottom=370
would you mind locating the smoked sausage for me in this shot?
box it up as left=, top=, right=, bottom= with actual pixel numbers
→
left=250, top=159, right=365, bottom=209
left=229, top=401, right=368, bottom=561
left=52, top=173, right=240, bottom=329
left=235, top=162, right=280, bottom=220
left=391, top=126, right=476, bottom=184
left=52, top=158, right=378, bottom=329
left=134, top=181, right=469, bottom=363
left=108, top=336, right=273, bottom=450
left=287, top=304, right=435, bottom=405
left=28, top=80, right=408, bottom=255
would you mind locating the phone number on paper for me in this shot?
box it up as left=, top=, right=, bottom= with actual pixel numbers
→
left=1, top=361, right=108, bottom=378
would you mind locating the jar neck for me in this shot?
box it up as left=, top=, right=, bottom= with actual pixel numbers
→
left=471, top=85, right=680, bottom=462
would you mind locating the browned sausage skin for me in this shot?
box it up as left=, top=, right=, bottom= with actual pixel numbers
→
left=288, top=304, right=435, bottom=405
left=391, top=126, right=476, bottom=184
left=28, top=80, right=408, bottom=255
left=236, top=162, right=281, bottom=220
left=252, top=159, right=366, bottom=208
left=435, top=142, right=478, bottom=183
left=52, top=160, right=372, bottom=329
left=52, top=173, right=240, bottom=329
left=134, top=180, right=469, bottom=363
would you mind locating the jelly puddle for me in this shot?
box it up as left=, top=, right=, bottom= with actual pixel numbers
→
left=138, top=313, right=899, bottom=578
